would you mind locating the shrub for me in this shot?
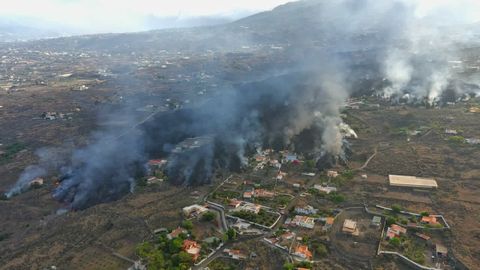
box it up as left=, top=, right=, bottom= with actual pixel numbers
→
left=225, top=228, right=236, bottom=241
left=389, top=237, right=401, bottom=247
left=283, top=262, right=295, bottom=270
left=201, top=211, right=217, bottom=222
left=448, top=136, right=465, bottom=144
left=386, top=216, right=397, bottom=226
left=328, top=193, right=345, bottom=204
left=316, top=243, right=328, bottom=258
left=181, top=220, right=193, bottom=230
left=391, top=204, right=402, bottom=213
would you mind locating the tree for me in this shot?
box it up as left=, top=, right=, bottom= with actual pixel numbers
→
left=328, top=193, right=345, bottom=204
left=201, top=211, right=217, bottom=222
left=169, top=238, right=183, bottom=254
left=136, top=242, right=154, bottom=258
left=386, top=216, right=397, bottom=226
left=148, top=251, right=166, bottom=270
left=225, top=228, right=237, bottom=241
left=283, top=262, right=295, bottom=270
left=302, top=236, right=309, bottom=244
left=391, top=204, right=402, bottom=213
left=389, top=237, right=401, bottom=247
left=182, top=220, right=193, bottom=230
left=316, top=243, right=328, bottom=258
left=341, top=170, right=354, bottom=180
left=178, top=251, right=193, bottom=263
left=304, top=159, right=315, bottom=170
left=420, top=211, right=429, bottom=217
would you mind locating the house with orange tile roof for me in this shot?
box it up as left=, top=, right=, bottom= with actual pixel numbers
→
left=293, top=245, right=313, bottom=261
left=323, top=217, right=335, bottom=231
left=421, top=215, right=438, bottom=225
left=386, top=224, right=407, bottom=239
left=229, top=199, right=242, bottom=208
left=254, top=189, right=275, bottom=198
left=243, top=191, right=253, bottom=199
left=183, top=240, right=201, bottom=261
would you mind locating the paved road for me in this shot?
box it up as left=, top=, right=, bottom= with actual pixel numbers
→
left=192, top=234, right=265, bottom=269
left=206, top=201, right=228, bottom=232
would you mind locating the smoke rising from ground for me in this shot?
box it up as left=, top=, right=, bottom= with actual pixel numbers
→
left=5, top=0, right=480, bottom=209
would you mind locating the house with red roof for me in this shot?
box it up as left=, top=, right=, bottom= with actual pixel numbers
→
left=386, top=224, right=407, bottom=239
left=183, top=240, right=201, bottom=261
left=293, top=245, right=313, bottom=261
left=421, top=215, right=438, bottom=225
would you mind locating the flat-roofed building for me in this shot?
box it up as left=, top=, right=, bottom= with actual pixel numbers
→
left=342, top=219, right=359, bottom=235
left=388, top=175, right=438, bottom=189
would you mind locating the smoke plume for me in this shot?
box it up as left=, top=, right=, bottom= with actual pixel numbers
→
left=5, top=0, right=480, bottom=209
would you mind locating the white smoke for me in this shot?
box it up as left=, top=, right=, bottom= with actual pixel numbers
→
left=5, top=165, right=46, bottom=198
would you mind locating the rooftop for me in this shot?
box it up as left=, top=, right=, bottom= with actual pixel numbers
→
left=388, top=175, right=438, bottom=189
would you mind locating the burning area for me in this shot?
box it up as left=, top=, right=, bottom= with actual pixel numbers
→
left=4, top=0, right=480, bottom=210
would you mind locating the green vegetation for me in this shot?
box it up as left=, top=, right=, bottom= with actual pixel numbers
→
left=313, top=243, right=328, bottom=258
left=448, top=136, right=465, bottom=144
left=392, top=127, right=411, bottom=136
left=386, top=216, right=397, bottom=226
left=303, top=159, right=316, bottom=170
left=224, top=228, right=237, bottom=241
left=327, top=192, right=345, bottom=204
left=391, top=204, right=402, bottom=213
left=330, top=174, right=353, bottom=187
left=283, top=262, right=295, bottom=270
left=154, top=170, right=167, bottom=180
left=181, top=220, right=193, bottom=230
left=404, top=241, right=426, bottom=264
left=136, top=232, right=196, bottom=270
left=136, top=177, right=148, bottom=187
left=231, top=209, right=278, bottom=226
left=201, top=211, right=217, bottom=222
left=341, top=170, right=354, bottom=180
left=386, top=235, right=426, bottom=265
left=0, top=142, right=26, bottom=164
left=420, top=211, right=429, bottom=217
left=389, top=237, right=401, bottom=247
left=283, top=261, right=312, bottom=270
left=211, top=190, right=240, bottom=200
left=425, top=223, right=444, bottom=229
left=208, top=259, right=238, bottom=270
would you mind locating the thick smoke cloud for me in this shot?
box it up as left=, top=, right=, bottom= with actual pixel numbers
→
left=379, top=0, right=480, bottom=104
left=5, top=0, right=480, bottom=209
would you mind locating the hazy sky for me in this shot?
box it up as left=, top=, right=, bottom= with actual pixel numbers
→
left=0, top=0, right=294, bottom=33
left=0, top=0, right=478, bottom=34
